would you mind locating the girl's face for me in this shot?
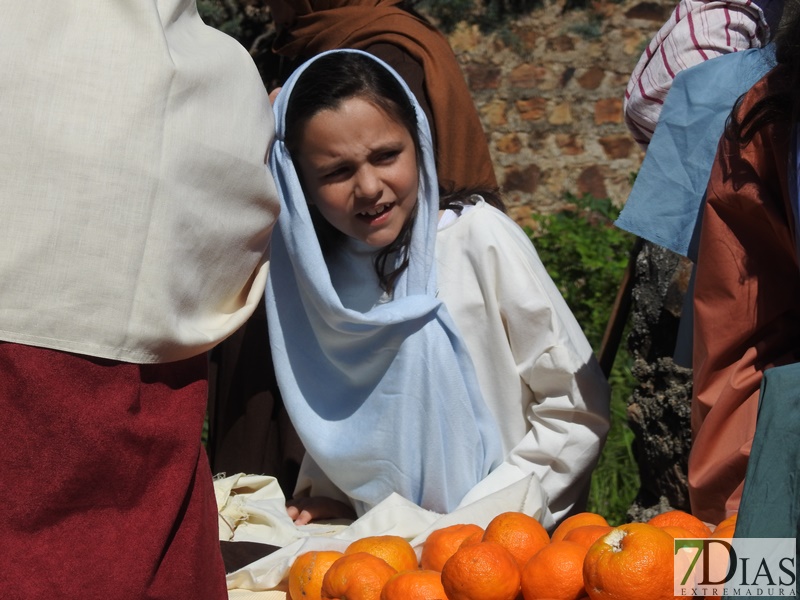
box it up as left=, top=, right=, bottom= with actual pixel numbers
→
left=295, top=96, right=419, bottom=248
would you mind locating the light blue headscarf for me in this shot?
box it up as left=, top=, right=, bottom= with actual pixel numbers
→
left=616, top=45, right=777, bottom=261
left=265, top=49, right=503, bottom=516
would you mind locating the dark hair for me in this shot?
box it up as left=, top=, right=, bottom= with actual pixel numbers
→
left=285, top=51, right=421, bottom=294
left=440, top=187, right=506, bottom=213
left=726, top=0, right=800, bottom=144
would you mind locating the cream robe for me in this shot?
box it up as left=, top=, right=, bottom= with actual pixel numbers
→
left=292, top=201, right=611, bottom=526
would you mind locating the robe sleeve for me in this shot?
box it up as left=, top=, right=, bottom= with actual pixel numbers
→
left=448, top=206, right=611, bottom=525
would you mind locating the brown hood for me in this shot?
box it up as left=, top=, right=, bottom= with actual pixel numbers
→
left=272, top=0, right=497, bottom=191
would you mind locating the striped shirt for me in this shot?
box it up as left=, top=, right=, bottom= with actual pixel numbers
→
left=624, top=0, right=780, bottom=148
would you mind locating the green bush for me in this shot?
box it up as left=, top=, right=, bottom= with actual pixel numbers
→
left=413, top=0, right=616, bottom=33
left=417, top=0, right=542, bottom=32
left=526, top=193, right=639, bottom=525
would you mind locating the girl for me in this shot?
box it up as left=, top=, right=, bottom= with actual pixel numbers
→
left=266, top=49, right=610, bottom=528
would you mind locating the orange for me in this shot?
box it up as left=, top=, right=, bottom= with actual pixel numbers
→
left=441, top=541, right=521, bottom=600
left=583, top=522, right=675, bottom=600
left=345, top=535, right=419, bottom=573
left=714, top=513, right=737, bottom=533
left=551, top=512, right=610, bottom=543
left=678, top=523, right=735, bottom=600
left=562, top=524, right=614, bottom=550
left=710, top=523, right=736, bottom=539
left=420, top=523, right=484, bottom=572
left=647, top=510, right=713, bottom=539
left=659, top=525, right=698, bottom=539
left=380, top=569, right=447, bottom=600
left=321, top=552, right=397, bottom=600
left=689, top=524, right=735, bottom=600
left=520, top=540, right=587, bottom=600
left=288, top=550, right=344, bottom=600
left=482, top=511, right=550, bottom=570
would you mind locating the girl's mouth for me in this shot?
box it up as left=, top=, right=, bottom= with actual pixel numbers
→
left=357, top=202, right=394, bottom=223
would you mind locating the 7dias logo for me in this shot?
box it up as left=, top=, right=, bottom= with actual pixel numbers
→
left=674, top=537, right=796, bottom=597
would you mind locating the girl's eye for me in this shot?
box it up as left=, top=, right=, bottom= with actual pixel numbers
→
left=375, top=150, right=400, bottom=164
left=321, top=166, right=350, bottom=181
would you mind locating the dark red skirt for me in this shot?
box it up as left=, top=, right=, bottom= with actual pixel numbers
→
left=0, top=342, right=227, bottom=600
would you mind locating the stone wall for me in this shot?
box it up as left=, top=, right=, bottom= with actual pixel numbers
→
left=444, top=0, right=675, bottom=226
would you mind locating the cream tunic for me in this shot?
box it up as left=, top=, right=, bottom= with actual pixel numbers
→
left=293, top=201, right=610, bottom=525
left=0, top=0, right=279, bottom=363
left=437, top=201, right=610, bottom=524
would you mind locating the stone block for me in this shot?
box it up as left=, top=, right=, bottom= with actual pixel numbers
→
left=577, top=165, right=608, bottom=199
left=503, top=164, right=542, bottom=193
left=577, top=66, right=605, bottom=90
left=548, top=102, right=573, bottom=125
left=599, top=134, right=635, bottom=158
left=595, top=98, right=624, bottom=124
left=515, top=97, right=547, bottom=121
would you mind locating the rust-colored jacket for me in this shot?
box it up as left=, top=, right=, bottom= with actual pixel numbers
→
left=691, top=67, right=800, bottom=525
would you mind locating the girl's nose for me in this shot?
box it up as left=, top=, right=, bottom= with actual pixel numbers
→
left=354, top=166, right=382, bottom=200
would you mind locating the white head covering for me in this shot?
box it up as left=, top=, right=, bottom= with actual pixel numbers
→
left=265, top=49, right=503, bottom=515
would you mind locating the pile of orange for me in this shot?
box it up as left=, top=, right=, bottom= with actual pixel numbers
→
left=284, top=509, right=735, bottom=600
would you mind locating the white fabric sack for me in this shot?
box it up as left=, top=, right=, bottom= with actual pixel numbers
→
left=216, top=472, right=548, bottom=592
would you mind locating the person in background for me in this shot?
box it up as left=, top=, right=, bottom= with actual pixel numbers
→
left=615, top=43, right=779, bottom=370
left=0, top=2, right=279, bottom=598
left=690, top=0, right=800, bottom=526
left=266, top=49, right=610, bottom=528
left=208, top=0, right=501, bottom=493
left=615, top=0, right=785, bottom=372
left=624, top=0, right=782, bottom=149
left=616, top=0, right=791, bottom=528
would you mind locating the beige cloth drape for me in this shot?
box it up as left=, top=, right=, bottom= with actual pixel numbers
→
left=0, top=0, right=279, bottom=363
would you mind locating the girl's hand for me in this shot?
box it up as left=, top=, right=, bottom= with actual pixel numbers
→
left=286, top=496, right=356, bottom=525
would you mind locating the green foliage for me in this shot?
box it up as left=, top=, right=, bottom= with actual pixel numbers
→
left=413, top=0, right=616, bottom=33
left=197, top=0, right=273, bottom=54
left=526, top=193, right=639, bottom=525
left=590, top=355, right=639, bottom=526
left=525, top=194, right=631, bottom=349
left=415, top=0, right=476, bottom=32
left=568, top=15, right=604, bottom=40
left=477, top=0, right=543, bottom=32
left=414, top=0, right=543, bottom=32
left=197, top=0, right=245, bottom=39
left=197, top=0, right=280, bottom=85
